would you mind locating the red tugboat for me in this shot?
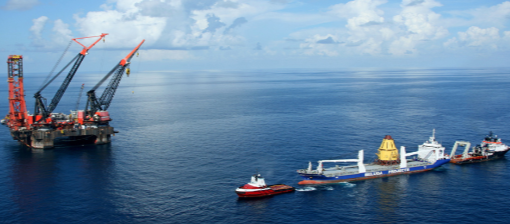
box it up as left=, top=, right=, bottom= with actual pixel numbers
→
left=235, top=174, right=295, bottom=198
left=450, top=132, right=510, bottom=164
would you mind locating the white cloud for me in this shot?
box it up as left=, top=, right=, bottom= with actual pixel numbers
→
left=300, top=34, right=341, bottom=56
left=135, top=0, right=184, bottom=17
left=184, top=0, right=284, bottom=47
left=329, top=0, right=386, bottom=28
left=389, top=0, right=448, bottom=55
left=191, top=0, right=285, bottom=25
left=459, top=27, right=500, bottom=47
left=74, top=9, right=166, bottom=48
left=115, top=0, right=145, bottom=13
left=28, top=16, right=74, bottom=50
left=29, top=16, right=48, bottom=47
left=440, top=1, right=510, bottom=31
left=19, top=0, right=510, bottom=67
left=295, top=0, right=390, bottom=56
left=71, top=0, right=281, bottom=53
left=255, top=11, right=331, bottom=25
left=52, top=19, right=73, bottom=46
left=30, top=16, right=48, bottom=39
left=1, top=0, right=39, bottom=11
left=332, top=0, right=388, bottom=55
left=468, top=1, right=510, bottom=29
left=443, top=37, right=458, bottom=49
left=291, top=0, right=510, bottom=58
left=445, top=26, right=501, bottom=50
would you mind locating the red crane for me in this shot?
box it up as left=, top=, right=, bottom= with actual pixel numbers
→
left=84, top=39, right=145, bottom=122
left=4, top=55, right=28, bottom=130
left=33, top=33, right=108, bottom=125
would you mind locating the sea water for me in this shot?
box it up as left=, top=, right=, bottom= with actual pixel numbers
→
left=0, top=68, right=509, bottom=223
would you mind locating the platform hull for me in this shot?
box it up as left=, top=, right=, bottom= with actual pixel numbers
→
left=10, top=126, right=115, bottom=149
left=298, top=159, right=450, bottom=185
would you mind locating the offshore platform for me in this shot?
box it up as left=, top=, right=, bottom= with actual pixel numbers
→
left=2, top=34, right=145, bottom=149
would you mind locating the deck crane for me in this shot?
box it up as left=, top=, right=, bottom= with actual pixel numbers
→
left=84, top=39, right=145, bottom=123
left=33, top=33, right=108, bottom=124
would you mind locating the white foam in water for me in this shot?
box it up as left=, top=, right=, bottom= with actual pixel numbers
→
left=342, top=182, right=356, bottom=188
left=324, top=186, right=334, bottom=191
left=296, top=187, right=317, bottom=192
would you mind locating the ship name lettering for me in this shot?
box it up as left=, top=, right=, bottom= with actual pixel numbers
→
left=388, top=168, right=410, bottom=174
left=365, top=171, right=383, bottom=177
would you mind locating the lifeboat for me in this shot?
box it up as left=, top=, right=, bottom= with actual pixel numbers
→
left=235, top=174, right=294, bottom=198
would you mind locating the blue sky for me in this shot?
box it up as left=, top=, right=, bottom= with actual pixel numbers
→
left=1, top=0, right=510, bottom=72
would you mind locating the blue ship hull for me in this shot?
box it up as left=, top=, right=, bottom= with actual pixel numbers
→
left=298, top=159, right=450, bottom=185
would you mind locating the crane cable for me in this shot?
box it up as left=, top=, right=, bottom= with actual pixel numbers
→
left=75, top=83, right=85, bottom=111
left=99, top=36, right=106, bottom=75
left=40, top=40, right=73, bottom=89
left=132, top=51, right=141, bottom=94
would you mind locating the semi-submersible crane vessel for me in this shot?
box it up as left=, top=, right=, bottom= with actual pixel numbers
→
left=2, top=34, right=145, bottom=149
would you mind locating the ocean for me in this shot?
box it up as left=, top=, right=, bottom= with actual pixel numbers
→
left=0, top=68, right=509, bottom=223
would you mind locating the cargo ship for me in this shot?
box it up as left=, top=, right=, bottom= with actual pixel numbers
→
left=297, top=131, right=450, bottom=185
left=450, top=132, right=510, bottom=164
left=235, top=174, right=295, bottom=198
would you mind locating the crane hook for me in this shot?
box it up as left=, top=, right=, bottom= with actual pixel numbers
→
left=136, top=52, right=139, bottom=57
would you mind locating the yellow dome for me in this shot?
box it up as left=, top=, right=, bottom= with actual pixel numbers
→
left=376, top=135, right=399, bottom=161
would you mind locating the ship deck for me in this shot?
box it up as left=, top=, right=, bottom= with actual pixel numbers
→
left=269, top=184, right=294, bottom=191
left=299, top=160, right=432, bottom=176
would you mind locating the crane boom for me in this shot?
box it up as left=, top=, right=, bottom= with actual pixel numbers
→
left=34, top=33, right=108, bottom=122
left=85, top=40, right=145, bottom=117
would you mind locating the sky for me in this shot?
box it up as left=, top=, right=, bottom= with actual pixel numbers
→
left=1, top=0, right=510, bottom=72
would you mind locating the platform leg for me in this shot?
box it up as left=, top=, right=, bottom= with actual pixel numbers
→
left=94, top=133, right=111, bottom=145
left=30, top=135, right=54, bottom=149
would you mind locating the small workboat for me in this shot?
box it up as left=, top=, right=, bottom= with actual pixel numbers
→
left=235, top=174, right=295, bottom=198
left=450, top=132, right=510, bottom=164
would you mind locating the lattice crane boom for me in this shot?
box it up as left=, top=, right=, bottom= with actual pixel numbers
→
left=85, top=39, right=145, bottom=117
left=5, top=55, right=28, bottom=130
left=34, top=33, right=108, bottom=122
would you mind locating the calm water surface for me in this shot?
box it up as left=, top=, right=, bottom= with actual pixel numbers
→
left=0, top=68, right=509, bottom=223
